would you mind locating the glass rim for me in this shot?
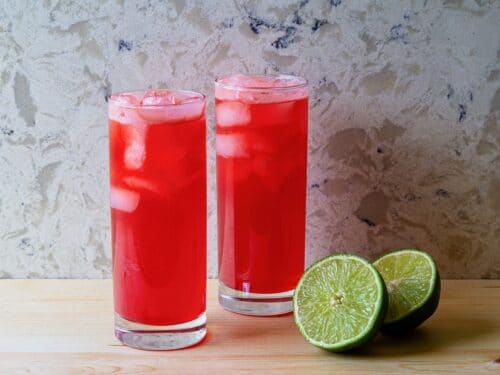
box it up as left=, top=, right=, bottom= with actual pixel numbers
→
left=214, top=74, right=308, bottom=92
left=108, top=89, right=206, bottom=109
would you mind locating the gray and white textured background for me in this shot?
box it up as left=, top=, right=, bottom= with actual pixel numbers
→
left=0, top=0, right=499, bottom=279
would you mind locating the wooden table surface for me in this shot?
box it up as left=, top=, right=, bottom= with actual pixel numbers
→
left=0, top=279, right=499, bottom=374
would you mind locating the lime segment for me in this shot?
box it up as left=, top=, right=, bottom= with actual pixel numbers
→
left=293, top=254, right=387, bottom=352
left=373, top=249, right=440, bottom=332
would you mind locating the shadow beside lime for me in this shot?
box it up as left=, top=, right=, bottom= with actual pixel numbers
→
left=338, top=314, right=498, bottom=358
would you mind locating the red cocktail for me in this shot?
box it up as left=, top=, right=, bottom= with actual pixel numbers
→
left=108, top=89, right=206, bottom=349
left=215, top=75, right=308, bottom=315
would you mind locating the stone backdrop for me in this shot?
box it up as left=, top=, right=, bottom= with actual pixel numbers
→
left=0, top=0, right=499, bottom=278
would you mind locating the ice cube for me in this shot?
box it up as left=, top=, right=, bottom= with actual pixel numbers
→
left=112, top=93, right=140, bottom=106
left=108, top=94, right=145, bottom=125
left=140, top=90, right=177, bottom=106
left=110, top=186, right=139, bottom=213
left=123, top=176, right=162, bottom=194
left=123, top=125, right=147, bottom=170
left=216, top=101, right=251, bottom=128
left=137, top=102, right=205, bottom=123
left=216, top=134, right=249, bottom=158
left=137, top=90, right=205, bottom=123
left=124, top=141, right=145, bottom=169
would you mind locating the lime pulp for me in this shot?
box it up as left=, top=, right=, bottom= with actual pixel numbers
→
left=373, top=249, right=440, bottom=332
left=293, top=254, right=388, bottom=352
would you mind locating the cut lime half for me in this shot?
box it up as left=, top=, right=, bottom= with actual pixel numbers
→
left=293, top=254, right=388, bottom=352
left=373, top=249, right=440, bottom=333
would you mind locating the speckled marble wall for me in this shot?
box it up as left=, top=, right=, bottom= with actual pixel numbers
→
left=0, top=0, right=499, bottom=278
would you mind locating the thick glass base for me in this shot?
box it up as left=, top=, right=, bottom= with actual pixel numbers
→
left=114, top=312, right=206, bottom=350
left=218, top=281, right=293, bottom=316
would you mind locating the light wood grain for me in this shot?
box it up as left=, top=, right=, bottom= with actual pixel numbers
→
left=0, top=280, right=499, bottom=374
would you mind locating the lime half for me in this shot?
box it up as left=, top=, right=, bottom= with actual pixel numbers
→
left=373, top=249, right=440, bottom=333
left=293, top=254, right=388, bottom=352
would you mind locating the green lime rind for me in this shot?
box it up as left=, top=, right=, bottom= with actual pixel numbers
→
left=293, top=254, right=388, bottom=352
left=382, top=277, right=440, bottom=334
left=373, top=249, right=441, bottom=334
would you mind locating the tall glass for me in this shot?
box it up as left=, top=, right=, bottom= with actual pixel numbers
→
left=108, top=89, right=206, bottom=350
left=215, top=74, right=308, bottom=315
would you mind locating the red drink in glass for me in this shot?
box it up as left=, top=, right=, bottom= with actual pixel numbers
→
left=108, top=89, right=206, bottom=350
left=215, top=74, right=308, bottom=315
